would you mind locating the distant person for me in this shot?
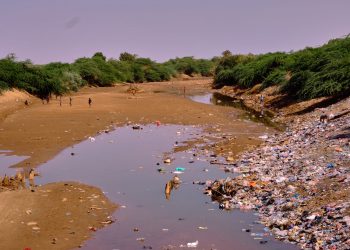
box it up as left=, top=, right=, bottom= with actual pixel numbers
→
left=320, top=113, right=328, bottom=124
left=29, top=168, right=36, bottom=189
left=59, top=96, right=62, bottom=106
left=88, top=97, right=92, bottom=107
left=260, top=94, right=265, bottom=116
left=260, top=94, right=264, bottom=104
left=69, top=97, right=72, bottom=106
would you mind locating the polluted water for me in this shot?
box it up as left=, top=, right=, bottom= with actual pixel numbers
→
left=189, top=92, right=284, bottom=130
left=31, top=124, right=299, bottom=250
left=0, top=152, right=28, bottom=176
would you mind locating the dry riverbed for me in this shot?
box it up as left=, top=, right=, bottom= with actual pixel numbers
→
left=0, top=78, right=269, bottom=249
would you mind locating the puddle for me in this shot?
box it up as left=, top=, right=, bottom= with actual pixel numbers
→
left=0, top=153, right=28, bottom=176
left=35, top=125, right=298, bottom=250
left=189, top=93, right=284, bottom=130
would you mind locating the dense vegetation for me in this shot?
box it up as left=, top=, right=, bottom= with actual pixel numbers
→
left=0, top=52, right=215, bottom=98
left=2, top=36, right=349, bottom=101
left=214, top=36, right=350, bottom=99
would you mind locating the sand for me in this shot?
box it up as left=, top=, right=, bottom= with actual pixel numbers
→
left=0, top=182, right=117, bottom=250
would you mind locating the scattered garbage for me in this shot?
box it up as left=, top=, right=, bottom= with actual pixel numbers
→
left=172, top=175, right=181, bottom=184
left=258, top=135, right=268, bottom=140
left=172, top=171, right=184, bottom=175
left=157, top=168, right=166, bottom=173
left=165, top=175, right=181, bottom=200
left=226, top=156, right=234, bottom=162
left=175, top=167, right=185, bottom=172
left=205, top=105, right=350, bottom=249
left=101, top=219, right=114, bottom=225
left=187, top=240, right=199, bottom=248
left=164, top=158, right=172, bottom=164
left=132, top=125, right=142, bottom=130
left=27, top=221, right=38, bottom=226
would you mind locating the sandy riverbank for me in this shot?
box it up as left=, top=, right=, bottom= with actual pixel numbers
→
left=0, top=182, right=117, bottom=250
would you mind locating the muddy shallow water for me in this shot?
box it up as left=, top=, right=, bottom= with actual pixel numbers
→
left=31, top=125, right=298, bottom=250
left=189, top=93, right=284, bottom=130
left=0, top=153, right=28, bottom=176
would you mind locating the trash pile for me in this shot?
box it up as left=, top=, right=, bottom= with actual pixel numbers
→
left=206, top=105, right=350, bottom=249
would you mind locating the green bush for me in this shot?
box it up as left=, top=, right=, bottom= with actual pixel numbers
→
left=213, top=35, right=350, bottom=100
left=262, top=69, right=287, bottom=88
left=0, top=80, right=9, bottom=93
left=164, top=57, right=216, bottom=77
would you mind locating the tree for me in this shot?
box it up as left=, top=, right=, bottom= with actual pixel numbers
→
left=222, top=50, right=232, bottom=57
left=92, top=52, right=106, bottom=61
left=119, top=52, right=137, bottom=62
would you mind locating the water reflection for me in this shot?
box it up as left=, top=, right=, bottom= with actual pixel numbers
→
left=190, top=92, right=285, bottom=130
left=0, top=153, right=28, bottom=176
left=36, top=125, right=298, bottom=250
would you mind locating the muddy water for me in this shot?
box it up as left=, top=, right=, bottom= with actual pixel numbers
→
left=34, top=125, right=298, bottom=250
left=0, top=152, right=27, bottom=176
left=189, top=93, right=284, bottom=130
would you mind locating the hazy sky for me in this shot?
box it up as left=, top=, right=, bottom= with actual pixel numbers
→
left=0, top=0, right=349, bottom=64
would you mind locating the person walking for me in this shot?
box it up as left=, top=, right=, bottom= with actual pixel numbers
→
left=259, top=94, right=265, bottom=116
left=88, top=97, right=92, bottom=107
left=69, top=97, right=72, bottom=106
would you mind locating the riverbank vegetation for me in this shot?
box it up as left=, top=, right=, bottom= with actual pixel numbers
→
left=2, top=35, right=349, bottom=101
left=213, top=35, right=350, bottom=100
left=0, top=52, right=215, bottom=98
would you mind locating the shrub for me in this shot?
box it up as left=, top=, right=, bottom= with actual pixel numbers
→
left=213, top=35, right=350, bottom=100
